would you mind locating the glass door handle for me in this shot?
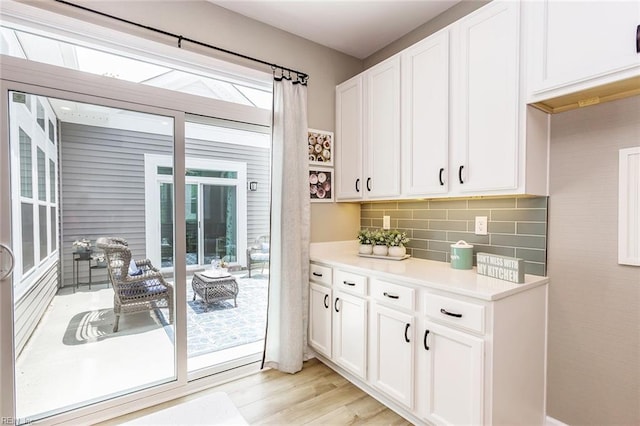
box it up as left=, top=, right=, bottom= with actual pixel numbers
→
left=0, top=243, right=15, bottom=281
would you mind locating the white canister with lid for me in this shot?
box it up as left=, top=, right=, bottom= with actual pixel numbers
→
left=450, top=240, right=474, bottom=270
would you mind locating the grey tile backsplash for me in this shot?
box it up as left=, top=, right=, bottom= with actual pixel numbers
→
left=360, top=197, right=548, bottom=276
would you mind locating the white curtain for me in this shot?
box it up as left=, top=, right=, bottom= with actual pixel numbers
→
left=262, top=75, right=310, bottom=373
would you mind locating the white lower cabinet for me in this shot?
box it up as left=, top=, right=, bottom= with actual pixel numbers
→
left=309, top=282, right=332, bottom=358
left=370, top=303, right=415, bottom=408
left=419, top=320, right=484, bottom=425
left=308, top=261, right=548, bottom=425
left=332, top=290, right=368, bottom=379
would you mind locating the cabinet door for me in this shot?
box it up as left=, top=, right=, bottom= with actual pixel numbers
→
left=401, top=30, right=450, bottom=196
left=530, top=1, right=640, bottom=93
left=420, top=320, right=484, bottom=425
left=335, top=75, right=364, bottom=200
left=332, top=291, right=367, bottom=379
left=370, top=304, right=414, bottom=408
left=454, top=1, right=520, bottom=193
left=364, top=56, right=401, bottom=199
left=309, top=283, right=332, bottom=358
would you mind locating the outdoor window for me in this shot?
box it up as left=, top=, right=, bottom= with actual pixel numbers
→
left=19, top=129, right=32, bottom=198
left=10, top=92, right=59, bottom=285
left=36, top=100, right=45, bottom=130
left=37, top=147, right=46, bottom=200
left=1, top=26, right=272, bottom=109
left=48, top=119, right=55, bottom=144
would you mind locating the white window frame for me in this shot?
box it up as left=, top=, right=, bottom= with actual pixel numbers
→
left=144, top=154, right=247, bottom=270
left=9, top=92, right=58, bottom=298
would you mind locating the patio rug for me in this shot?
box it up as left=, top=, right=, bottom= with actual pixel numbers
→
left=162, top=273, right=269, bottom=357
left=62, top=273, right=268, bottom=357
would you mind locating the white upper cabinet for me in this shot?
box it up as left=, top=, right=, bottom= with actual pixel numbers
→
left=364, top=56, right=402, bottom=199
left=528, top=0, right=640, bottom=99
left=401, top=29, right=450, bottom=196
left=336, top=57, right=401, bottom=201
left=452, top=1, right=521, bottom=194
left=335, top=75, right=364, bottom=200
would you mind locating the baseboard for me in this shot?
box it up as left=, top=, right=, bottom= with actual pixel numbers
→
left=546, top=415, right=569, bottom=426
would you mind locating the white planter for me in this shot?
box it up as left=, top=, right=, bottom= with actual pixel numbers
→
left=388, top=246, right=406, bottom=257
left=373, top=245, right=388, bottom=256
left=359, top=244, right=373, bottom=255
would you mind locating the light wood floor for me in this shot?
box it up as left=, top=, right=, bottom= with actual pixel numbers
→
left=110, top=358, right=412, bottom=425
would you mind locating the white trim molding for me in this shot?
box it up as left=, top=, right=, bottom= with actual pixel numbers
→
left=618, top=146, right=640, bottom=266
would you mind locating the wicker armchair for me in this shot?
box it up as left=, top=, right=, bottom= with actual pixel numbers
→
left=246, top=235, right=270, bottom=278
left=96, top=237, right=174, bottom=332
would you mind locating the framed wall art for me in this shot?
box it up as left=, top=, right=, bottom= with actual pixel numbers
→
left=308, top=128, right=333, bottom=166
left=309, top=167, right=334, bottom=203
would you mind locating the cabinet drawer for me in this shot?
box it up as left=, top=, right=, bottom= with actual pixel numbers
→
left=425, top=293, right=485, bottom=334
left=371, top=279, right=414, bottom=311
left=334, top=270, right=367, bottom=296
left=309, top=263, right=332, bottom=286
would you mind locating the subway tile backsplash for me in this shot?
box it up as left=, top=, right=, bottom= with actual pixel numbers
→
left=360, top=197, right=548, bottom=276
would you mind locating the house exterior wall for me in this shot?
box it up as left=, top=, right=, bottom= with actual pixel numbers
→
left=59, top=121, right=269, bottom=286
left=547, top=95, right=640, bottom=424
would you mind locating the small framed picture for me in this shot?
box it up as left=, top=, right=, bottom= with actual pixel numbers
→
left=308, top=128, right=333, bottom=166
left=309, top=167, right=334, bottom=203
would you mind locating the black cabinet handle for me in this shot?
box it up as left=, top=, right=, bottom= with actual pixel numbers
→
left=458, top=165, right=464, bottom=184
left=312, top=272, right=322, bottom=277
left=439, top=167, right=445, bottom=186
left=440, top=308, right=463, bottom=318
left=355, top=178, right=360, bottom=193
left=334, top=297, right=340, bottom=313
left=423, top=330, right=430, bottom=350
left=404, top=323, right=411, bottom=343
left=343, top=280, right=356, bottom=286
left=366, top=177, right=372, bottom=192
left=636, top=24, right=640, bottom=53
left=383, top=292, right=399, bottom=300
left=323, top=294, right=329, bottom=309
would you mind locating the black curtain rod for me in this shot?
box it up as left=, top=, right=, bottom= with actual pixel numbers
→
left=53, top=0, right=309, bottom=82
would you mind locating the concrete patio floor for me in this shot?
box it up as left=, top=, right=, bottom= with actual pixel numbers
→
left=14, top=271, right=268, bottom=421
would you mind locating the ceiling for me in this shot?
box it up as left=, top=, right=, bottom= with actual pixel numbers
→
left=208, top=1, right=461, bottom=59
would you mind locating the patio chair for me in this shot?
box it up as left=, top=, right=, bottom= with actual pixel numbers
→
left=246, top=235, right=269, bottom=278
left=96, top=237, right=174, bottom=332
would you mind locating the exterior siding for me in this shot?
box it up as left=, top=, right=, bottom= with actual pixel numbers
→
left=60, top=122, right=270, bottom=287
left=14, top=262, right=58, bottom=356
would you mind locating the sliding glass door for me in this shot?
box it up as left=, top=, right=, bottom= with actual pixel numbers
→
left=0, top=86, right=186, bottom=424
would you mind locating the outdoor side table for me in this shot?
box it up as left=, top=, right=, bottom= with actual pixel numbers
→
left=192, top=272, right=239, bottom=308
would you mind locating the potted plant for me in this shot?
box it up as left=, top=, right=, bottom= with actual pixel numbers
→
left=372, top=229, right=389, bottom=256
left=387, top=229, right=409, bottom=257
left=73, top=238, right=93, bottom=260
left=357, top=229, right=373, bottom=255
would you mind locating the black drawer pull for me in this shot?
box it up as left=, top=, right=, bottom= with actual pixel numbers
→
left=383, top=292, right=399, bottom=299
left=440, top=308, right=462, bottom=318
left=439, top=167, right=445, bottom=186
left=404, top=323, right=411, bottom=343
left=323, top=294, right=329, bottom=309
left=355, top=178, right=360, bottom=192
left=424, top=330, right=430, bottom=350
left=636, top=24, right=640, bottom=53
left=458, top=165, right=464, bottom=184
left=366, top=177, right=372, bottom=191
left=312, top=272, right=323, bottom=277
left=343, top=280, right=356, bottom=286
left=334, top=297, right=340, bottom=313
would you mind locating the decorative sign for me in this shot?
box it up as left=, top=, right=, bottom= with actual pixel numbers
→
left=476, top=252, right=525, bottom=284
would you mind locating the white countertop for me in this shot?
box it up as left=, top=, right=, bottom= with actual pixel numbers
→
left=310, top=241, right=549, bottom=301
